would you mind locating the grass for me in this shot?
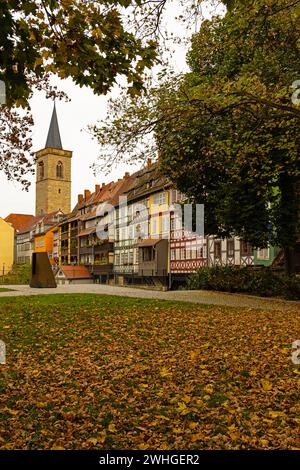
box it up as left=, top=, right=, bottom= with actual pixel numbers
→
left=0, top=294, right=299, bottom=450
left=0, top=288, right=14, bottom=292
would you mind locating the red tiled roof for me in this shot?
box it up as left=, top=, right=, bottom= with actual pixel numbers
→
left=59, top=265, right=92, bottom=279
left=19, top=215, right=44, bottom=234
left=137, top=238, right=162, bottom=247
left=5, top=214, right=35, bottom=232
left=18, top=211, right=66, bottom=234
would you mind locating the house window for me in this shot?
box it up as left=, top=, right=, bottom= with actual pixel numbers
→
left=171, top=249, right=175, bottom=260
left=153, top=192, right=166, bottom=206
left=56, top=161, right=63, bottom=178
left=38, top=161, right=44, bottom=179
left=191, top=246, right=197, bottom=259
left=161, top=215, right=169, bottom=235
left=241, top=241, right=253, bottom=256
left=214, top=241, right=221, bottom=259
left=257, top=247, right=269, bottom=260
left=142, top=247, right=154, bottom=262
left=180, top=247, right=185, bottom=260
left=170, top=190, right=178, bottom=204
left=151, top=216, right=158, bottom=236
left=196, top=246, right=204, bottom=258
left=227, top=239, right=235, bottom=257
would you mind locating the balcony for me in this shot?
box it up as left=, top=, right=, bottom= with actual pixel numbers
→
left=138, top=239, right=168, bottom=277
left=79, top=245, right=93, bottom=255
left=94, top=242, right=114, bottom=253
left=92, top=264, right=113, bottom=275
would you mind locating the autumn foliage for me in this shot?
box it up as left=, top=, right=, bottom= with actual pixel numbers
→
left=0, top=294, right=299, bottom=450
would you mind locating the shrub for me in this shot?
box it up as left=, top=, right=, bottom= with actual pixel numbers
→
left=0, top=263, right=31, bottom=285
left=187, top=266, right=300, bottom=300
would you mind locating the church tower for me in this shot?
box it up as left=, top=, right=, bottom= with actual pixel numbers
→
left=35, top=104, right=72, bottom=216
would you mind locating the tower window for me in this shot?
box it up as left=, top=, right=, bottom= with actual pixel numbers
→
left=38, top=161, right=44, bottom=179
left=56, top=161, right=63, bottom=178
left=58, top=189, right=61, bottom=194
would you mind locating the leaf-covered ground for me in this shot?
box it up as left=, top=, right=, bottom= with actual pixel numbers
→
left=0, top=294, right=299, bottom=450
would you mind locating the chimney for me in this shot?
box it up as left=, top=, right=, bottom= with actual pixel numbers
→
left=84, top=189, right=91, bottom=200
left=102, top=183, right=105, bottom=188
left=124, top=172, right=130, bottom=179
left=95, top=184, right=100, bottom=193
left=78, top=194, right=84, bottom=205
left=147, top=158, right=152, bottom=168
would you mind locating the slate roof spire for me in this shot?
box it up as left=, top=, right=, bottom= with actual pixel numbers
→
left=45, top=102, right=63, bottom=149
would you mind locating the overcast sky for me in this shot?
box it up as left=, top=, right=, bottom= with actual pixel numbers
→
left=0, top=1, right=221, bottom=218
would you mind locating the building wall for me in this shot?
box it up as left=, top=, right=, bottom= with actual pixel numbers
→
left=149, top=190, right=170, bottom=239
left=35, top=147, right=72, bottom=216
left=34, top=228, right=56, bottom=264
left=17, top=231, right=33, bottom=264
left=0, top=218, right=14, bottom=273
left=53, top=228, right=60, bottom=263
left=254, top=245, right=280, bottom=267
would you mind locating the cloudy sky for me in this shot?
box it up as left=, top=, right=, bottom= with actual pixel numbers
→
left=0, top=1, right=221, bottom=218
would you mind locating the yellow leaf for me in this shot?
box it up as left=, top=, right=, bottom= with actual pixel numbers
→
left=261, top=380, right=272, bottom=391
left=136, top=426, right=147, bottom=431
left=204, top=384, right=213, bottom=394
left=157, top=415, right=170, bottom=421
left=191, top=433, right=203, bottom=442
left=51, top=445, right=65, bottom=450
left=269, top=411, right=285, bottom=419
left=260, top=439, right=269, bottom=447
left=98, top=433, right=106, bottom=444
left=160, top=367, right=172, bottom=378
left=176, top=402, right=189, bottom=415
left=88, top=438, right=98, bottom=445
left=108, top=423, right=117, bottom=433
left=189, top=422, right=198, bottom=430
left=139, top=443, right=149, bottom=450
left=182, top=395, right=191, bottom=403
left=173, top=427, right=183, bottom=434
left=189, top=351, right=198, bottom=360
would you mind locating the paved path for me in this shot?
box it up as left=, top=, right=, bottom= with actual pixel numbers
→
left=0, top=284, right=299, bottom=312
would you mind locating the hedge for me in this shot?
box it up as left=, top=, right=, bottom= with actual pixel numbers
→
left=187, top=266, right=300, bottom=300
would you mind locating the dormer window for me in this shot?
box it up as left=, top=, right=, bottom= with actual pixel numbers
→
left=56, top=161, right=63, bottom=178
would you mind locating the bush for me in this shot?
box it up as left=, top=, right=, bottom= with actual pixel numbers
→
left=187, top=266, right=300, bottom=300
left=0, top=263, right=31, bottom=285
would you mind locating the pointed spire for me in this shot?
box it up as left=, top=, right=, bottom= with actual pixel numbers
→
left=45, top=102, right=63, bottom=149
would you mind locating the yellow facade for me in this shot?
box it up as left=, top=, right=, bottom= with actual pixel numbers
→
left=149, top=190, right=170, bottom=238
left=0, top=218, right=14, bottom=274
left=35, top=147, right=72, bottom=216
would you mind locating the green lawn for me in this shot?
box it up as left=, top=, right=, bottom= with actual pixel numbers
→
left=0, top=288, right=14, bottom=292
left=0, top=294, right=299, bottom=450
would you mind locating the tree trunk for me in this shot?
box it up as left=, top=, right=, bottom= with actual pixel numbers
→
left=284, top=246, right=296, bottom=275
